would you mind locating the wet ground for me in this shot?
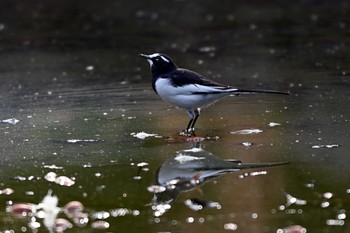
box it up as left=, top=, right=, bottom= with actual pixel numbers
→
left=0, top=0, right=350, bottom=232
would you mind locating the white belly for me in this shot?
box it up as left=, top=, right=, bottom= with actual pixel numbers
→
left=155, top=78, right=232, bottom=110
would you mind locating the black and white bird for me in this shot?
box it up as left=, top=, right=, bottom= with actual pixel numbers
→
left=140, top=53, right=288, bottom=135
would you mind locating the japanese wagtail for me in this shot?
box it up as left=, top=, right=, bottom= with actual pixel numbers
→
left=140, top=53, right=288, bottom=136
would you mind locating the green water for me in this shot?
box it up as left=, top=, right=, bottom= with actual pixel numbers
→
left=0, top=0, right=349, bottom=232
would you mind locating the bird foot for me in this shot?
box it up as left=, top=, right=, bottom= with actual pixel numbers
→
left=179, top=128, right=196, bottom=137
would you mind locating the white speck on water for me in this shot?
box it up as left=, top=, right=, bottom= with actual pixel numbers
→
left=186, top=217, right=195, bottom=223
left=224, top=223, right=238, bottom=231
left=326, top=219, right=344, bottom=226
left=86, top=65, right=94, bottom=71
left=137, top=162, right=148, bottom=167
left=147, top=185, right=166, bottom=193
left=268, top=122, right=281, bottom=127
left=249, top=171, right=267, bottom=177
left=43, top=165, right=63, bottom=169
left=321, top=201, right=330, bottom=208
left=25, top=191, right=35, bottom=196
left=0, top=188, right=14, bottom=195
left=1, top=118, right=19, bottom=125
left=231, top=129, right=263, bottom=135
left=241, top=142, right=252, bottom=147
left=44, top=172, right=57, bottom=182
left=323, top=192, right=333, bottom=199
left=67, top=139, right=97, bottom=143
left=285, top=193, right=307, bottom=207
left=311, top=144, right=339, bottom=149
left=131, top=132, right=159, bottom=139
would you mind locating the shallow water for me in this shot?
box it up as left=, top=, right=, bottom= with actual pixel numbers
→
left=0, top=0, right=350, bottom=232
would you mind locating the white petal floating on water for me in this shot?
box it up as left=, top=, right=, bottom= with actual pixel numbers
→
left=55, top=176, right=75, bottom=186
left=54, top=218, right=73, bottom=232
left=147, top=185, right=166, bottom=193
left=231, top=129, right=263, bottom=135
left=241, top=142, right=252, bottom=147
left=0, top=188, right=14, bottom=195
left=268, top=122, right=281, bottom=127
left=323, top=192, right=333, bottom=199
left=44, top=172, right=57, bottom=182
left=326, top=219, right=344, bottom=226
left=184, top=198, right=221, bottom=211
left=1, top=118, right=19, bottom=125
left=278, top=225, right=307, bottom=233
left=85, top=65, right=94, bottom=71
left=63, top=201, right=84, bottom=214
left=137, top=162, right=149, bottom=167
left=285, top=193, right=307, bottom=207
left=8, top=203, right=37, bottom=216
left=130, top=131, right=159, bottom=139
left=224, top=223, right=238, bottom=231
left=311, top=144, right=339, bottom=149
left=91, top=220, right=110, bottom=229
left=67, top=139, right=98, bottom=143
left=37, top=190, right=61, bottom=231
left=43, top=165, right=63, bottom=169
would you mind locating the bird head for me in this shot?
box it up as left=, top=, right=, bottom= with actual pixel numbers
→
left=140, top=53, right=177, bottom=77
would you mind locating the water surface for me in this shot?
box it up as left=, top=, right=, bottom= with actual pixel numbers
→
left=0, top=0, right=349, bottom=232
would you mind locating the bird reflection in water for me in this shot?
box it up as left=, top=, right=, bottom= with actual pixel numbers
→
left=148, top=143, right=289, bottom=216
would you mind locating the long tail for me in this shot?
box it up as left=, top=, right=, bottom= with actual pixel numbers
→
left=226, top=160, right=291, bottom=169
left=233, top=89, right=289, bottom=95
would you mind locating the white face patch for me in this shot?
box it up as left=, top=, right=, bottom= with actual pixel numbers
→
left=160, top=55, right=170, bottom=63
left=146, top=59, right=153, bottom=67
left=149, top=53, right=161, bottom=58
left=148, top=53, right=170, bottom=63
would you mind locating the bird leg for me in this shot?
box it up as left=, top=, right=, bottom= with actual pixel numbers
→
left=182, top=109, right=200, bottom=136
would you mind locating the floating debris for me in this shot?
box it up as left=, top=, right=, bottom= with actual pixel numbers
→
left=67, top=139, right=98, bottom=143
left=323, top=192, right=333, bottom=199
left=91, top=220, right=110, bottom=229
left=268, top=122, right=281, bottom=127
left=241, top=142, right=252, bottom=147
left=64, top=201, right=84, bottom=214
left=0, top=188, right=14, bottom=195
left=224, top=223, right=238, bottom=231
left=55, top=176, right=75, bottom=187
left=311, top=144, right=339, bottom=149
left=109, top=208, right=140, bottom=217
left=85, top=65, right=94, bottom=71
left=1, top=118, right=19, bottom=125
left=277, top=225, right=306, bottom=233
left=44, top=172, right=75, bottom=186
left=43, top=164, right=63, bottom=169
left=54, top=218, right=73, bottom=232
left=37, top=190, right=60, bottom=231
left=131, top=131, right=159, bottom=139
left=8, top=203, right=37, bottom=216
left=326, top=219, right=344, bottom=226
left=231, top=129, right=263, bottom=135
left=147, top=185, right=166, bottom=193
left=184, top=198, right=221, bottom=211
left=285, top=193, right=307, bottom=207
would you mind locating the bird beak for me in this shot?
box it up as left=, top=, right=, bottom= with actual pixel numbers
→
left=140, top=54, right=150, bottom=59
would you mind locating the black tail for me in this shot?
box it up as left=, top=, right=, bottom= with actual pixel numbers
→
left=233, top=89, right=289, bottom=95
left=227, top=160, right=291, bottom=169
